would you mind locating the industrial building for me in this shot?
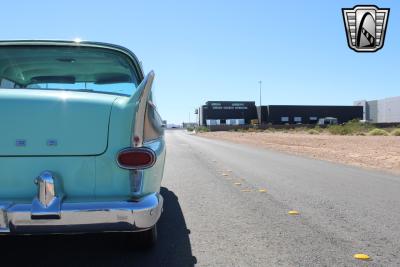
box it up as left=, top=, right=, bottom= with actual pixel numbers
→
left=354, top=96, right=400, bottom=123
left=198, top=101, right=363, bottom=126
left=198, top=101, right=258, bottom=126
left=258, top=105, right=363, bottom=124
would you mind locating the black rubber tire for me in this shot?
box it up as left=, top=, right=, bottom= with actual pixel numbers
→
left=126, top=224, right=157, bottom=249
left=139, top=224, right=158, bottom=248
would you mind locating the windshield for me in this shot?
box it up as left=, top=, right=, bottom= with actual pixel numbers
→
left=0, top=45, right=139, bottom=96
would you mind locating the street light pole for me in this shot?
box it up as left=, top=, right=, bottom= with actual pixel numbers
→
left=259, top=80, right=262, bottom=106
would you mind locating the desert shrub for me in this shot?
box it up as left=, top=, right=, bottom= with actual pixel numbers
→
left=368, top=128, right=389, bottom=136
left=195, top=126, right=209, bottom=132
left=291, top=127, right=306, bottom=133
left=327, top=125, right=352, bottom=135
left=247, top=127, right=260, bottom=132
left=186, top=127, right=194, bottom=132
left=328, top=120, right=373, bottom=135
left=391, top=128, right=400, bottom=136
left=307, top=129, right=319, bottom=135
left=314, top=126, right=324, bottom=132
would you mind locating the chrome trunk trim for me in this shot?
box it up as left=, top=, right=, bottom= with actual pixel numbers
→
left=31, top=171, right=65, bottom=219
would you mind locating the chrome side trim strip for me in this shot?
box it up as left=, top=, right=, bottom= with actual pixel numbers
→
left=129, top=170, right=144, bottom=197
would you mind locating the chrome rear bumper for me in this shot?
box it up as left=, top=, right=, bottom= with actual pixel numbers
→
left=0, top=193, right=163, bottom=234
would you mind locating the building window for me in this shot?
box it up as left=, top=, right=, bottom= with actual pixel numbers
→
left=294, top=117, right=302, bottom=122
left=206, top=119, right=220, bottom=126
left=281, top=117, right=289, bottom=122
left=309, top=116, right=318, bottom=121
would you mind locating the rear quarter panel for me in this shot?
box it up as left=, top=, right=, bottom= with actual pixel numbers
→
left=94, top=96, right=166, bottom=198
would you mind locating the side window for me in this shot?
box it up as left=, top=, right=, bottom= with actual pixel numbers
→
left=0, top=78, right=15, bottom=88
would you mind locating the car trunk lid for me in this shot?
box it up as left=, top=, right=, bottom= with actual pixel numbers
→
left=0, top=89, right=119, bottom=156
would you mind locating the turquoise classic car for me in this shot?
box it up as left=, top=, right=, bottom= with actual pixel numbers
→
left=0, top=40, right=165, bottom=247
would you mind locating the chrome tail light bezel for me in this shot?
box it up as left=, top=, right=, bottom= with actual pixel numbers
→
left=116, top=147, right=157, bottom=170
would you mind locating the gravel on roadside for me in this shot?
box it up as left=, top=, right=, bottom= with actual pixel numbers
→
left=199, top=131, right=400, bottom=175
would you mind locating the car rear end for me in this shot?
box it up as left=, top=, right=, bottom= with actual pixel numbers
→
left=0, top=41, right=165, bottom=244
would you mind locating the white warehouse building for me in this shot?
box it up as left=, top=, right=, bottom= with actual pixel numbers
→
left=354, top=96, right=400, bottom=123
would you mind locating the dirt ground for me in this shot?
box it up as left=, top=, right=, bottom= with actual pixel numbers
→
left=198, top=131, right=400, bottom=175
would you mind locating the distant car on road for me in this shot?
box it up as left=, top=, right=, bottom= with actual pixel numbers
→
left=0, top=40, right=165, bottom=247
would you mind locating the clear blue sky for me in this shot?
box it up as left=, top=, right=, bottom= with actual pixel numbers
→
left=3, top=0, right=399, bottom=124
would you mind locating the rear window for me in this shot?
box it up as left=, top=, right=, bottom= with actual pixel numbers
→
left=0, top=45, right=139, bottom=96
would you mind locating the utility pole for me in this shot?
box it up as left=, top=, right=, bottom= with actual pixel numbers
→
left=194, top=108, right=199, bottom=126
left=259, top=80, right=262, bottom=107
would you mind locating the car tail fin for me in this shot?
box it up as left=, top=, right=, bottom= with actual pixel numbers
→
left=127, top=71, right=163, bottom=147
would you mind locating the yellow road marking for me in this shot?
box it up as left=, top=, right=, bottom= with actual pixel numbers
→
left=288, top=210, right=300, bottom=215
left=241, top=189, right=251, bottom=192
left=258, top=189, right=267, bottom=193
left=234, top=182, right=241, bottom=186
left=353, top=254, right=371, bottom=260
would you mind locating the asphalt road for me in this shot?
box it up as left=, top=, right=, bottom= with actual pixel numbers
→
left=2, top=129, right=400, bottom=266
